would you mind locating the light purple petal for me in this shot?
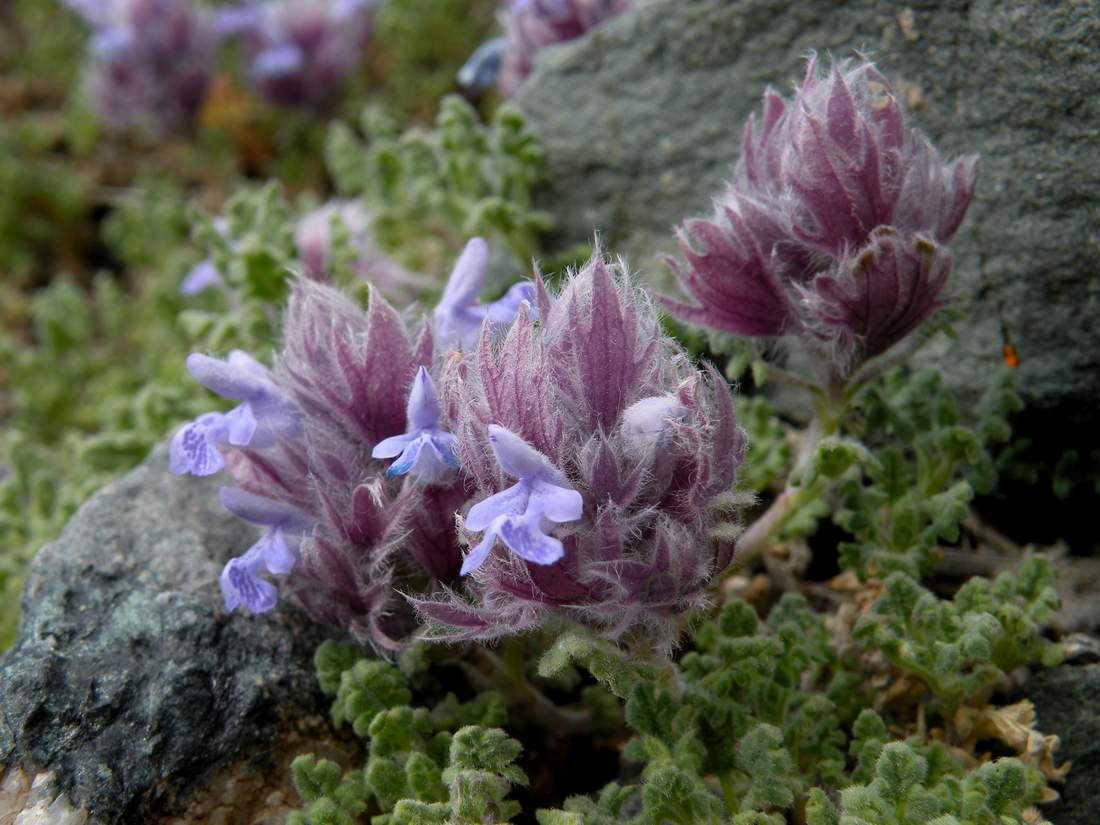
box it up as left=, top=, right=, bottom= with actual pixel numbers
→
left=168, top=413, right=228, bottom=476
left=372, top=432, right=417, bottom=459
left=215, top=5, right=263, bottom=38
left=386, top=434, right=427, bottom=477
left=485, top=281, right=537, bottom=324
left=460, top=529, right=499, bottom=575
left=487, top=425, right=557, bottom=482
left=464, top=482, right=530, bottom=532
left=430, top=432, right=460, bottom=469
left=439, top=237, right=489, bottom=308
left=457, top=36, right=509, bottom=91
left=391, top=433, right=457, bottom=483
left=256, top=527, right=297, bottom=574
left=246, top=395, right=301, bottom=446
left=498, top=513, right=565, bottom=565
left=528, top=479, right=583, bottom=523
left=220, top=548, right=278, bottom=613
left=406, top=366, right=442, bottom=431
left=254, top=42, right=304, bottom=78
left=218, top=486, right=311, bottom=530
left=620, top=394, right=688, bottom=454
left=180, top=260, right=221, bottom=295
left=224, top=403, right=258, bottom=446
left=186, top=352, right=271, bottom=401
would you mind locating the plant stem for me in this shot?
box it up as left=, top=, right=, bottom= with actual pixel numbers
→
left=732, top=368, right=849, bottom=568
left=465, top=645, right=591, bottom=735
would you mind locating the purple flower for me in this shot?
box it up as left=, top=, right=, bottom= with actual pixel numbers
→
left=493, top=0, right=637, bottom=95
left=180, top=260, right=222, bottom=296
left=229, top=0, right=377, bottom=111
left=460, top=426, right=582, bottom=574
left=433, top=238, right=537, bottom=350
left=218, top=487, right=312, bottom=613
left=660, top=56, right=980, bottom=371
left=295, top=201, right=428, bottom=300
left=169, top=350, right=300, bottom=476
left=372, top=367, right=460, bottom=484
left=415, top=250, right=744, bottom=649
left=217, top=279, right=464, bottom=646
left=68, top=0, right=217, bottom=133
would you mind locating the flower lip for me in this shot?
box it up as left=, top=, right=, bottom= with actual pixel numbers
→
left=370, top=366, right=460, bottom=483
left=459, top=425, right=582, bottom=575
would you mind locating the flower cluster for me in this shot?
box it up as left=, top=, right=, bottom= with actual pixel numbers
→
left=64, top=0, right=217, bottom=133
left=62, top=0, right=378, bottom=132
left=459, top=0, right=637, bottom=96
left=417, top=251, right=742, bottom=647
left=171, top=240, right=743, bottom=651
left=220, top=0, right=377, bottom=111
left=660, top=56, right=980, bottom=373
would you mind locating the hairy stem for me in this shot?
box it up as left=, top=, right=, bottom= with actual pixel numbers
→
left=732, top=370, right=845, bottom=567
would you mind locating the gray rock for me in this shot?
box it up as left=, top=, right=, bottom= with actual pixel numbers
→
left=0, top=444, right=334, bottom=824
left=1028, top=663, right=1100, bottom=825
left=515, top=0, right=1100, bottom=426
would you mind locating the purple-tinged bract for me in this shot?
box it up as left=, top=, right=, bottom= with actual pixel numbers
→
left=68, top=0, right=217, bottom=133
left=661, top=56, right=980, bottom=371
left=416, top=250, right=744, bottom=651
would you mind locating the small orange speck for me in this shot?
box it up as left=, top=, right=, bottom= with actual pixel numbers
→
left=1003, top=342, right=1019, bottom=368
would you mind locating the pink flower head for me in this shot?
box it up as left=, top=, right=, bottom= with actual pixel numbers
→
left=661, top=55, right=980, bottom=371
left=415, top=249, right=744, bottom=650
left=179, top=279, right=463, bottom=647
left=230, top=0, right=376, bottom=111
left=68, top=0, right=217, bottom=133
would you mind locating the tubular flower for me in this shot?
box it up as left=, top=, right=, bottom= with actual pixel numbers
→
left=169, top=350, right=300, bottom=476
left=66, top=0, right=217, bottom=133
left=217, top=487, right=312, bottom=613
left=414, top=249, right=745, bottom=650
left=372, top=367, right=460, bottom=484
left=227, top=0, right=377, bottom=111
left=460, top=426, right=583, bottom=574
left=660, top=55, right=980, bottom=370
left=433, top=237, right=537, bottom=351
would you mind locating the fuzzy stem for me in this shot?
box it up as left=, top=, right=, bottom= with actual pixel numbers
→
left=733, top=373, right=844, bottom=566
left=465, top=645, right=591, bottom=735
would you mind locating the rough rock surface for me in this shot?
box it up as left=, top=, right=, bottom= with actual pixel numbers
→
left=515, top=0, right=1100, bottom=426
left=0, top=444, right=335, bottom=824
left=1028, top=663, right=1100, bottom=825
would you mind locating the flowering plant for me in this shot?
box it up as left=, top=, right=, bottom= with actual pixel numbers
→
left=172, top=239, right=744, bottom=653
left=661, top=55, right=979, bottom=379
